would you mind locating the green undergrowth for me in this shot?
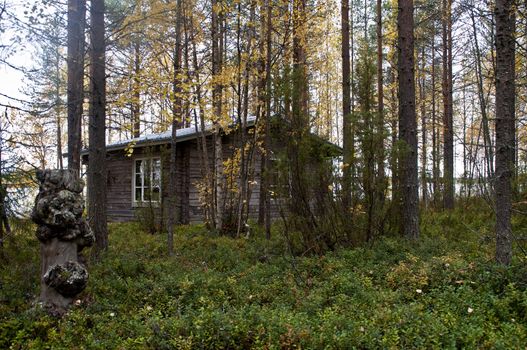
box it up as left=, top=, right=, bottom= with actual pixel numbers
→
left=1, top=206, right=527, bottom=349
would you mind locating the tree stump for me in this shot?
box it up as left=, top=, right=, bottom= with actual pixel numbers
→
left=31, top=169, right=95, bottom=314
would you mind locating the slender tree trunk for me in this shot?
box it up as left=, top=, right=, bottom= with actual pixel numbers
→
left=471, top=9, right=494, bottom=179
left=342, top=0, right=352, bottom=207
left=167, top=0, right=183, bottom=255
left=132, top=41, right=141, bottom=138
left=495, top=0, right=515, bottom=265
left=67, top=0, right=86, bottom=175
left=419, top=48, right=428, bottom=207
left=189, top=10, right=214, bottom=226
left=462, top=75, right=467, bottom=198
left=55, top=47, right=63, bottom=170
left=397, top=0, right=419, bottom=239
left=258, top=1, right=268, bottom=227
left=431, top=28, right=439, bottom=207
left=376, top=0, right=385, bottom=232
left=236, top=1, right=255, bottom=237
left=442, top=0, right=454, bottom=209
left=212, top=0, right=225, bottom=231
left=88, top=0, right=108, bottom=254
left=264, top=0, right=272, bottom=239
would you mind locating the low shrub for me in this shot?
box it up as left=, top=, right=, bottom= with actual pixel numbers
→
left=1, top=207, right=526, bottom=348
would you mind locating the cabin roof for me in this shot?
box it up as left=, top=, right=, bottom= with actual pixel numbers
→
left=80, top=115, right=342, bottom=156
left=81, top=116, right=257, bottom=155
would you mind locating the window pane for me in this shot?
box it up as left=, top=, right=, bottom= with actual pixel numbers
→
left=135, top=160, right=142, bottom=174
left=152, top=159, right=161, bottom=182
left=135, top=187, right=142, bottom=202
left=144, top=172, right=151, bottom=189
left=152, top=187, right=160, bottom=201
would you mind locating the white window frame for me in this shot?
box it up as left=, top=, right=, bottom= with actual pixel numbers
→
left=132, top=157, right=162, bottom=207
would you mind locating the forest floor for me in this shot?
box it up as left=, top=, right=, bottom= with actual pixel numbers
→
left=1, top=203, right=527, bottom=349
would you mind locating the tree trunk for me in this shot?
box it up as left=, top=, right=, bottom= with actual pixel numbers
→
left=342, top=0, right=352, bottom=208
left=264, top=0, right=272, bottom=239
left=376, top=0, right=385, bottom=232
left=55, top=46, right=64, bottom=170
left=132, top=41, right=141, bottom=138
left=431, top=27, right=439, bottom=207
left=419, top=47, right=427, bottom=207
left=442, top=0, right=454, bottom=209
left=189, top=9, right=214, bottom=227
left=470, top=8, right=494, bottom=180
left=494, top=0, right=515, bottom=265
left=236, top=0, right=256, bottom=238
left=212, top=0, right=225, bottom=231
left=258, top=1, right=268, bottom=227
left=397, top=0, right=419, bottom=239
left=167, top=0, right=183, bottom=255
left=88, top=0, right=108, bottom=255
left=67, top=0, right=86, bottom=175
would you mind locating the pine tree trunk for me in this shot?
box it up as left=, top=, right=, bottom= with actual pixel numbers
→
left=341, top=0, right=352, bottom=208
left=264, top=0, right=272, bottom=239
left=419, top=48, right=427, bottom=207
left=442, top=0, right=454, bottom=209
left=376, top=0, right=385, bottom=232
left=397, top=0, right=419, bottom=239
left=55, top=47, right=63, bottom=170
left=67, top=0, right=86, bottom=175
left=167, top=0, right=183, bottom=255
left=431, top=28, right=439, bottom=207
left=88, top=0, right=108, bottom=255
left=495, top=0, right=515, bottom=265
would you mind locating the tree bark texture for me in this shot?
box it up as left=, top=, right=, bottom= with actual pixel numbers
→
left=376, top=0, right=385, bottom=197
left=442, top=0, right=454, bottom=209
left=167, top=0, right=183, bottom=255
left=67, top=0, right=86, bottom=175
left=397, top=0, right=419, bottom=239
left=132, top=41, right=141, bottom=138
left=88, top=0, right=108, bottom=255
left=341, top=0, right=352, bottom=208
left=494, top=0, right=515, bottom=265
left=212, top=0, right=224, bottom=231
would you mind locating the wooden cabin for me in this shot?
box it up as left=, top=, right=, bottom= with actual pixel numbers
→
left=81, top=117, right=340, bottom=224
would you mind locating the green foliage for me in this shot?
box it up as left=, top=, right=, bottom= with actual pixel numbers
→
left=1, top=207, right=527, bottom=348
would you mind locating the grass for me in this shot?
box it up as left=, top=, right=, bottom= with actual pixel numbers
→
left=1, top=206, right=527, bottom=349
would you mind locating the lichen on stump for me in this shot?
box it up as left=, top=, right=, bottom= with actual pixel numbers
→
left=32, top=169, right=95, bottom=314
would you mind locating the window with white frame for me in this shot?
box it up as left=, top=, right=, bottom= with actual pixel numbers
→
left=133, top=158, right=161, bottom=204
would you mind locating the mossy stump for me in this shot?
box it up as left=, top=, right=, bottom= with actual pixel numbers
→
left=31, top=169, right=94, bottom=315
